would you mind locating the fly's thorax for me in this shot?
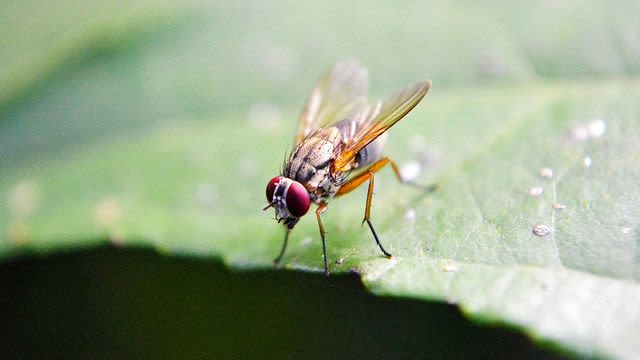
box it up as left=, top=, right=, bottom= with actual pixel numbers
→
left=284, top=127, right=344, bottom=200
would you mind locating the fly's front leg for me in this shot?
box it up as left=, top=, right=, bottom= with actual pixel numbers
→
left=273, top=227, right=291, bottom=266
left=315, top=201, right=330, bottom=276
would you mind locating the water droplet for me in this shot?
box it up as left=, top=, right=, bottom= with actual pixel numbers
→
left=539, top=167, right=553, bottom=179
left=529, top=186, right=544, bottom=196
left=532, top=224, right=552, bottom=236
left=587, top=119, right=606, bottom=138
left=570, top=126, right=589, bottom=141
left=404, top=209, right=416, bottom=222
left=400, top=161, right=422, bottom=182
left=582, top=156, right=592, bottom=168
left=570, top=119, right=606, bottom=141
left=441, top=260, right=458, bottom=272
left=553, top=203, right=566, bottom=210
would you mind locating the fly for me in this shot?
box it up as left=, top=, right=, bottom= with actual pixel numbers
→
left=263, top=60, right=431, bottom=275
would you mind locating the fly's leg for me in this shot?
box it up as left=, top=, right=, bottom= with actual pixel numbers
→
left=336, top=157, right=399, bottom=258
left=336, top=158, right=394, bottom=196
left=363, top=171, right=392, bottom=257
left=316, top=201, right=330, bottom=276
left=273, top=227, right=291, bottom=266
left=373, top=157, right=436, bottom=192
left=337, top=157, right=435, bottom=195
left=335, top=157, right=436, bottom=259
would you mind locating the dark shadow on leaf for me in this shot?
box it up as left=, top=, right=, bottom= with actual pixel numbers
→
left=0, top=246, right=572, bottom=359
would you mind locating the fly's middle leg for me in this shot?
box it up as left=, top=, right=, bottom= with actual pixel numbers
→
left=335, top=157, right=436, bottom=259
left=315, top=201, right=330, bottom=276
left=363, top=170, right=392, bottom=257
left=336, top=157, right=398, bottom=258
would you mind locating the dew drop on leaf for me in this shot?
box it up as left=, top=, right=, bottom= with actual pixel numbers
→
left=404, top=209, right=416, bottom=223
left=529, top=186, right=544, bottom=196
left=539, top=167, right=553, bottom=179
left=587, top=119, right=606, bottom=138
left=400, top=161, right=422, bottom=182
left=570, top=126, right=589, bottom=141
left=570, top=118, right=606, bottom=141
left=441, top=260, right=458, bottom=272
left=532, top=224, right=552, bottom=236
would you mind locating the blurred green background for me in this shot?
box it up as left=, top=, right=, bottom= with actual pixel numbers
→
left=3, top=0, right=639, bottom=164
left=2, top=0, right=639, bottom=358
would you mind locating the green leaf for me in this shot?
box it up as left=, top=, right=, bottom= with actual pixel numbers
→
left=2, top=1, right=640, bottom=358
left=3, top=80, right=639, bottom=358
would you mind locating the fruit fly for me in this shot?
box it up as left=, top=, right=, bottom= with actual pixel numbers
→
left=263, top=60, right=431, bottom=275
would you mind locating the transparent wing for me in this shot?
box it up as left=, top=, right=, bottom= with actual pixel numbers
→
left=333, top=80, right=431, bottom=171
left=295, top=60, right=369, bottom=145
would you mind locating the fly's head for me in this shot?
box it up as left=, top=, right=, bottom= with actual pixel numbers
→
left=264, top=176, right=311, bottom=228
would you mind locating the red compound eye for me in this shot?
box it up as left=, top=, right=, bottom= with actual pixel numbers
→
left=266, top=176, right=283, bottom=202
left=285, top=181, right=310, bottom=217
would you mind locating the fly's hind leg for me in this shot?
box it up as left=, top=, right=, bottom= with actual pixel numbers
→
left=343, top=156, right=436, bottom=192
left=380, top=157, right=437, bottom=192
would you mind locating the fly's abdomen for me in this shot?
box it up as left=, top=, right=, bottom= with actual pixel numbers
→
left=354, top=132, right=387, bottom=169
